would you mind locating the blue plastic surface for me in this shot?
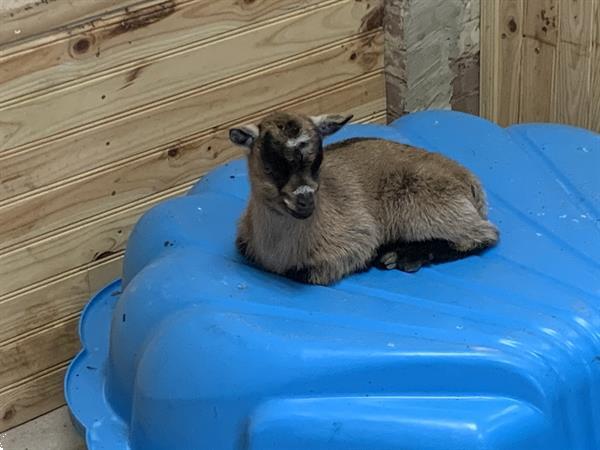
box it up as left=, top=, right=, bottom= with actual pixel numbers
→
left=66, top=111, right=600, bottom=450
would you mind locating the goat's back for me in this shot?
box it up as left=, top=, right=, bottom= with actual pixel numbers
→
left=322, top=138, right=488, bottom=228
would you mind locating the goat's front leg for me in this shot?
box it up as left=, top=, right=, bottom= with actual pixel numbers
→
left=283, top=266, right=315, bottom=284
left=235, top=235, right=258, bottom=264
left=284, top=263, right=346, bottom=285
left=284, top=253, right=370, bottom=285
left=235, top=236, right=249, bottom=256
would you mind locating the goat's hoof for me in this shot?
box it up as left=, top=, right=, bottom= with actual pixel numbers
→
left=379, top=251, right=398, bottom=270
left=397, top=260, right=422, bottom=273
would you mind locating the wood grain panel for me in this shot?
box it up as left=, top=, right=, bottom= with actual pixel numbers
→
left=0, top=0, right=335, bottom=103
left=0, top=106, right=388, bottom=383
left=0, top=99, right=384, bottom=338
left=479, top=0, right=500, bottom=121
left=0, top=99, right=385, bottom=430
left=558, top=0, right=592, bottom=44
left=0, top=74, right=383, bottom=342
left=0, top=184, right=191, bottom=298
left=0, top=0, right=378, bottom=153
left=0, top=36, right=382, bottom=248
left=497, top=0, right=524, bottom=126
left=480, top=0, right=524, bottom=125
left=0, top=31, right=383, bottom=203
left=519, top=0, right=558, bottom=122
left=482, top=0, right=600, bottom=131
left=589, top=0, right=600, bottom=130
left=0, top=73, right=384, bottom=297
left=0, top=317, right=79, bottom=389
left=0, top=0, right=386, bottom=433
left=522, top=0, right=558, bottom=44
left=0, top=256, right=122, bottom=343
left=0, top=362, right=68, bottom=433
left=0, top=0, right=142, bottom=48
left=554, top=0, right=594, bottom=126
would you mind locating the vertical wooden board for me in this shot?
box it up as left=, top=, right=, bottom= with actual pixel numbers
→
left=0, top=363, right=68, bottom=433
left=554, top=45, right=590, bottom=126
left=589, top=0, right=600, bottom=131
left=480, top=0, right=499, bottom=121
left=523, top=0, right=559, bottom=44
left=554, top=0, right=593, bottom=126
left=496, top=0, right=524, bottom=126
left=519, top=38, right=556, bottom=122
left=519, top=0, right=559, bottom=122
left=557, top=0, right=592, bottom=44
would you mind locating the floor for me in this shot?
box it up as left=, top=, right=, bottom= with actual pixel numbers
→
left=0, top=406, right=86, bottom=450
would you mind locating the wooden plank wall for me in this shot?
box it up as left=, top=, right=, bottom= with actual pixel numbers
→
left=481, top=0, right=600, bottom=131
left=0, top=0, right=386, bottom=431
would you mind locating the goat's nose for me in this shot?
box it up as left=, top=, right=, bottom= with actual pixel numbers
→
left=295, top=192, right=314, bottom=209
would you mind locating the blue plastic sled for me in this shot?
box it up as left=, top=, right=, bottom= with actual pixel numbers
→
left=66, top=111, right=600, bottom=450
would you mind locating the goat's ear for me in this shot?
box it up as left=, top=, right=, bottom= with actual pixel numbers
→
left=229, top=125, right=259, bottom=149
left=310, top=114, right=353, bottom=137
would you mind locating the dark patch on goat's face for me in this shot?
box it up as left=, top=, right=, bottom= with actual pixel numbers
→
left=311, top=149, right=323, bottom=177
left=261, top=132, right=293, bottom=190
left=250, top=112, right=323, bottom=219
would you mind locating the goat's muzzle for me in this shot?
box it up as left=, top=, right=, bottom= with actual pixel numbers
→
left=283, top=187, right=315, bottom=219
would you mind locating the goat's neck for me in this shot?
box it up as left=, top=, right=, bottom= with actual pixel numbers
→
left=247, top=192, right=326, bottom=268
left=249, top=196, right=318, bottom=237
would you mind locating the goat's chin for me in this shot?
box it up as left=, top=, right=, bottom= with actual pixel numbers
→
left=285, top=206, right=313, bottom=220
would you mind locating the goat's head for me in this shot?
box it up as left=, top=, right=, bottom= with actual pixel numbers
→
left=229, top=111, right=352, bottom=219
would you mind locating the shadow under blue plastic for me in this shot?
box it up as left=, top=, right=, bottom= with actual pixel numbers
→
left=66, top=110, right=600, bottom=450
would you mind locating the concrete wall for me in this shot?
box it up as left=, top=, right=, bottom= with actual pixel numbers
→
left=384, top=0, right=480, bottom=121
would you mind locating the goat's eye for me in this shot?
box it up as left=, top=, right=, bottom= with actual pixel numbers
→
left=264, top=166, right=272, bottom=175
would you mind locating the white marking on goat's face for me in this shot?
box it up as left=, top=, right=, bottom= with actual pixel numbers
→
left=310, top=115, right=327, bottom=126
left=286, top=132, right=310, bottom=150
left=243, top=124, right=260, bottom=138
left=293, top=185, right=315, bottom=196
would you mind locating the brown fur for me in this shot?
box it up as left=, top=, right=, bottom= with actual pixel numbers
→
left=230, top=111, right=498, bottom=285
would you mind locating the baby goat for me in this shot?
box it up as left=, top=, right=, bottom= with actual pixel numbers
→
left=229, top=111, right=498, bottom=285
